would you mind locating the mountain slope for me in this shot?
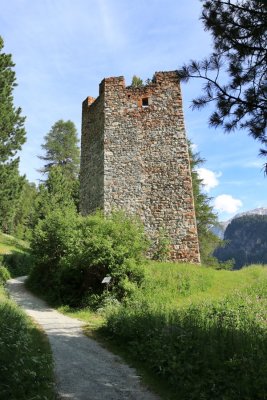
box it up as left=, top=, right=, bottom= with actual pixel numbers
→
left=214, top=214, right=267, bottom=269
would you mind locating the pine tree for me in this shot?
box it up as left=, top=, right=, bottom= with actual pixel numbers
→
left=13, top=180, right=37, bottom=238
left=0, top=36, right=26, bottom=232
left=0, top=161, right=25, bottom=233
left=179, top=1, right=267, bottom=170
left=33, top=165, right=77, bottom=226
left=39, top=120, right=80, bottom=180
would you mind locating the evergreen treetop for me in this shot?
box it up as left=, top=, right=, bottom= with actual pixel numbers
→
left=179, top=0, right=267, bottom=170
left=0, top=36, right=26, bottom=163
left=39, top=119, right=80, bottom=180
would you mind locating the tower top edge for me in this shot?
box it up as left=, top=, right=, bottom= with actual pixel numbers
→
left=83, top=70, right=181, bottom=107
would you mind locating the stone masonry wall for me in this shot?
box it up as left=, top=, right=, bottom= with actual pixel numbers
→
left=80, top=71, right=200, bottom=263
left=80, top=95, right=105, bottom=214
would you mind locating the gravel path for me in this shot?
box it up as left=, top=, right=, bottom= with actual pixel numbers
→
left=7, top=277, right=160, bottom=400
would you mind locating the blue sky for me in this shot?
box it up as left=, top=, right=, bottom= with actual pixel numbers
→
left=1, top=0, right=266, bottom=221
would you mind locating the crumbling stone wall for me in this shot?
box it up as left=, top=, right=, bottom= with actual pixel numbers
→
left=80, top=71, right=200, bottom=263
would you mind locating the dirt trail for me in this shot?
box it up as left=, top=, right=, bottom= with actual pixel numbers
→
left=7, top=277, right=160, bottom=400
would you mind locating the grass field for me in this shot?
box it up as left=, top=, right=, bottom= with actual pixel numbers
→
left=62, top=261, right=267, bottom=400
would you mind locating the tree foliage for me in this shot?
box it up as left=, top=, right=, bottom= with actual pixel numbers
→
left=33, top=165, right=78, bottom=226
left=28, top=210, right=148, bottom=306
left=189, top=143, right=224, bottom=266
left=39, top=119, right=80, bottom=180
left=0, top=160, right=24, bottom=233
left=0, top=36, right=26, bottom=163
left=214, top=214, right=267, bottom=269
left=131, top=75, right=143, bottom=87
left=0, top=37, right=27, bottom=233
left=179, top=1, right=267, bottom=169
left=13, top=180, right=37, bottom=238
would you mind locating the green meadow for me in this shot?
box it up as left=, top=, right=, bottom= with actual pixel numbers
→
left=65, top=261, right=267, bottom=400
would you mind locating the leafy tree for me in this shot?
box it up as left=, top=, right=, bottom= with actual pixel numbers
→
left=131, top=75, right=143, bottom=87
left=179, top=1, right=267, bottom=169
left=0, top=37, right=26, bottom=232
left=28, top=210, right=147, bottom=306
left=189, top=143, right=223, bottom=266
left=39, top=120, right=80, bottom=180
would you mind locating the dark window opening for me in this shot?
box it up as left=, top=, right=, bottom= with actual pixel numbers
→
left=142, top=97, right=149, bottom=107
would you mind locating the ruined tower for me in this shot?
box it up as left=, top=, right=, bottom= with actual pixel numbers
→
left=80, top=71, right=200, bottom=263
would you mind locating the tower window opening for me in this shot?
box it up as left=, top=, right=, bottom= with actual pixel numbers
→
left=142, top=97, right=149, bottom=107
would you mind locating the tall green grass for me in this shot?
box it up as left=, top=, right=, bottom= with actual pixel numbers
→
left=0, top=286, right=56, bottom=400
left=104, top=262, right=267, bottom=400
left=0, top=235, right=55, bottom=400
left=0, top=232, right=29, bottom=255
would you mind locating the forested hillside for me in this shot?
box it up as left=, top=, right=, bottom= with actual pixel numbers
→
left=214, top=215, right=267, bottom=269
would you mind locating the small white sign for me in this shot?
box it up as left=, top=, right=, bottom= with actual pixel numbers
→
left=102, top=276, right=112, bottom=284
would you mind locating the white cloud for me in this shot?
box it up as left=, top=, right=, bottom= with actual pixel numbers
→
left=196, top=168, right=221, bottom=192
left=190, top=143, right=198, bottom=152
left=214, top=195, right=243, bottom=214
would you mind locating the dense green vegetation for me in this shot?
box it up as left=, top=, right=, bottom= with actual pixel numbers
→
left=26, top=207, right=267, bottom=400
left=214, top=215, right=267, bottom=268
left=27, top=209, right=148, bottom=306
left=0, top=288, right=56, bottom=399
left=100, top=263, right=267, bottom=400
left=0, top=258, right=55, bottom=399
left=0, top=36, right=27, bottom=234
left=0, top=232, right=29, bottom=255
left=0, top=232, right=33, bottom=277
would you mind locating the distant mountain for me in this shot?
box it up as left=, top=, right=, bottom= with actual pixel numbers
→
left=211, top=207, right=267, bottom=238
left=213, top=214, right=267, bottom=269
left=234, top=207, right=267, bottom=219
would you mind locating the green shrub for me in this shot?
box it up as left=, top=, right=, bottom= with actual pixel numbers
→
left=27, top=206, right=79, bottom=303
left=0, top=264, right=10, bottom=285
left=28, top=209, right=148, bottom=306
left=3, top=251, right=34, bottom=277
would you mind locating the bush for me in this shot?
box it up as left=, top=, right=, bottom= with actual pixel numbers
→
left=28, top=206, right=79, bottom=303
left=3, top=252, right=34, bottom=277
left=0, top=264, right=10, bottom=285
left=28, top=209, right=148, bottom=306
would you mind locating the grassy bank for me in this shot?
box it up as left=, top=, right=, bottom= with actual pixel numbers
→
left=0, top=232, right=33, bottom=277
left=0, top=232, right=29, bottom=255
left=63, top=262, right=267, bottom=400
left=0, top=285, right=56, bottom=400
left=0, top=233, right=55, bottom=400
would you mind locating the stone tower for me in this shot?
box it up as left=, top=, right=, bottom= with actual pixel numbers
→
left=80, top=71, right=200, bottom=263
